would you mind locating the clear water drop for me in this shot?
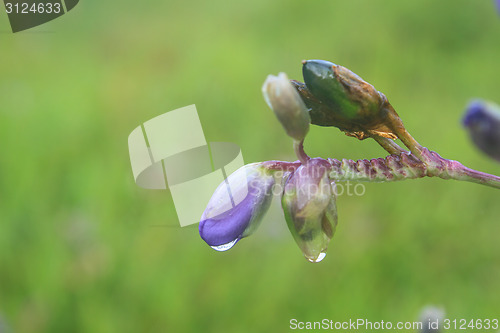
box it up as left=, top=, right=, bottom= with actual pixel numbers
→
left=210, top=238, right=238, bottom=252
left=305, top=252, right=327, bottom=263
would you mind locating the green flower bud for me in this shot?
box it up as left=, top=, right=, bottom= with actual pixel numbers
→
left=281, top=158, right=338, bottom=262
left=302, top=60, right=386, bottom=126
left=262, top=72, right=311, bottom=141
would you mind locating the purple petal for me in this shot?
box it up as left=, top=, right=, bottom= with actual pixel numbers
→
left=463, top=100, right=500, bottom=162
left=463, top=100, right=487, bottom=127
left=199, top=164, right=275, bottom=248
left=199, top=193, right=257, bottom=247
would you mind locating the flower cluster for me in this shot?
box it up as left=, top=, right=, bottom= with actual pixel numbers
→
left=200, top=70, right=339, bottom=262
left=199, top=60, right=500, bottom=263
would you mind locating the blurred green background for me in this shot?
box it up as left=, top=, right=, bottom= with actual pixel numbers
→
left=1, top=0, right=499, bottom=332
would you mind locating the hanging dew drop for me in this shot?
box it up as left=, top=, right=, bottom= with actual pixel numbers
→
left=210, top=238, right=239, bottom=252
left=305, top=252, right=327, bottom=263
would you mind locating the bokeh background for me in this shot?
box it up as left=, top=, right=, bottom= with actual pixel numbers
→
left=1, top=0, right=499, bottom=332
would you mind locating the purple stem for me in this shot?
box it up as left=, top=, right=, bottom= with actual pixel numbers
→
left=262, top=148, right=500, bottom=190
left=262, top=160, right=301, bottom=172
left=445, top=160, right=500, bottom=189
left=293, top=140, right=310, bottom=164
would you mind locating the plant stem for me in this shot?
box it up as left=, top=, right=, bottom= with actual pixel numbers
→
left=294, top=139, right=310, bottom=164
left=383, top=104, right=426, bottom=160
left=372, top=136, right=407, bottom=155
left=440, top=159, right=500, bottom=189
left=263, top=148, right=500, bottom=190
left=327, top=148, right=500, bottom=189
left=262, top=160, right=301, bottom=172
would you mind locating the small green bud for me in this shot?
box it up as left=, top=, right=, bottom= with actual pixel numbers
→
left=281, top=158, right=338, bottom=262
left=263, top=72, right=311, bottom=141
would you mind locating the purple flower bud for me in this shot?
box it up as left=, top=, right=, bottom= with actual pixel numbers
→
left=463, top=99, right=500, bottom=162
left=199, top=163, right=275, bottom=251
left=262, top=72, right=311, bottom=142
left=281, top=158, right=338, bottom=262
left=496, top=0, right=500, bottom=14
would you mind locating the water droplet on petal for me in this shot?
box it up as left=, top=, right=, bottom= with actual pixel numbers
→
left=210, top=238, right=239, bottom=252
left=305, top=252, right=327, bottom=263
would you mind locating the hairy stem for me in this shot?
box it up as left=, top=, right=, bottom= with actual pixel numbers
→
left=263, top=148, right=500, bottom=190
left=328, top=148, right=500, bottom=189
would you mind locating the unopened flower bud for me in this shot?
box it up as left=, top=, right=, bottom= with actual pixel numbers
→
left=302, top=60, right=385, bottom=125
left=463, top=99, right=500, bottom=162
left=262, top=72, right=311, bottom=141
left=281, top=158, right=338, bottom=262
left=199, top=163, right=275, bottom=251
